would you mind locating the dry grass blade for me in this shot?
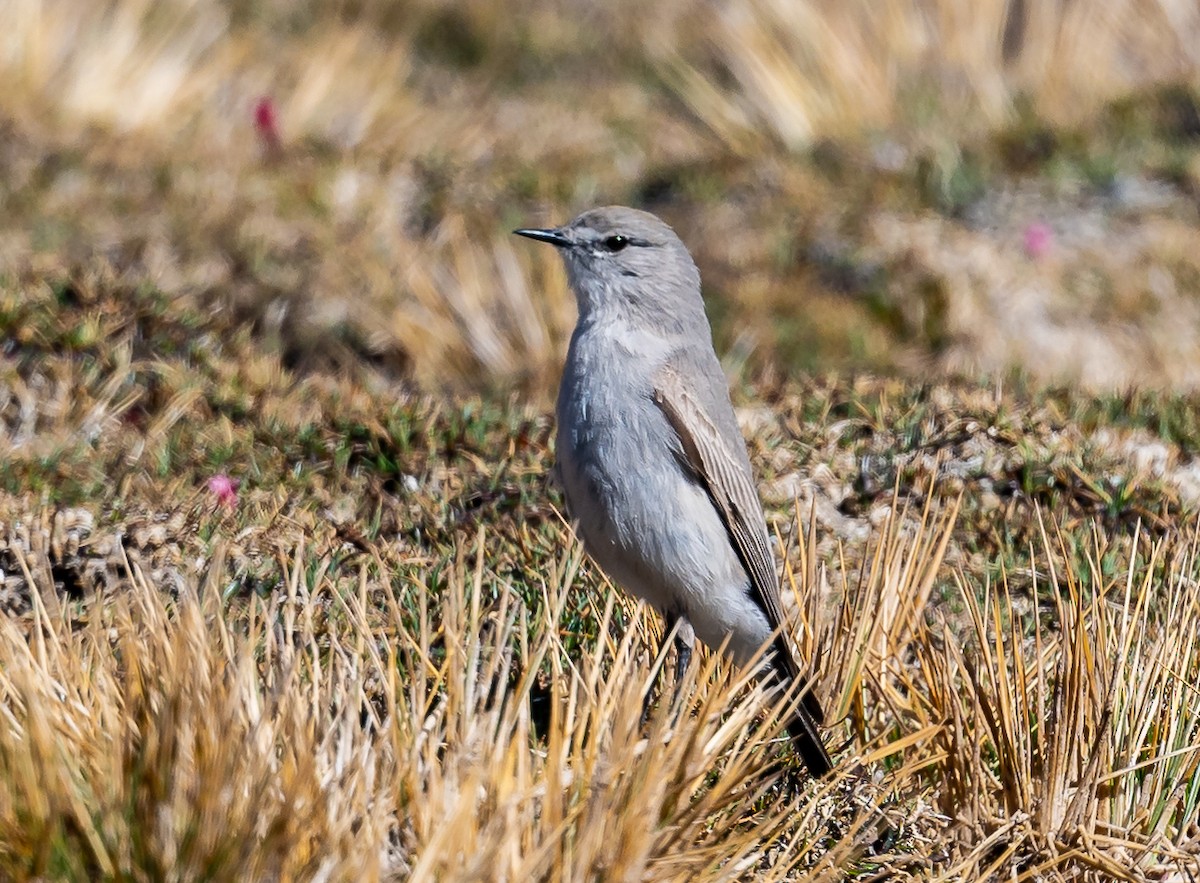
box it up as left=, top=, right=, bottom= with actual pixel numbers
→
left=1, top=463, right=1197, bottom=879
left=0, top=517, right=929, bottom=881
left=653, top=0, right=1200, bottom=149
left=913, top=511, right=1200, bottom=879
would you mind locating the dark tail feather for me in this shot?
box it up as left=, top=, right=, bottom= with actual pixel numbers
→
left=782, top=672, right=832, bottom=776
left=798, top=679, right=825, bottom=725
left=787, top=702, right=833, bottom=777
left=766, top=639, right=833, bottom=776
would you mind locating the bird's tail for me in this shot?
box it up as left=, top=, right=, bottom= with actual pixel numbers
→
left=786, top=695, right=833, bottom=777
left=768, top=640, right=833, bottom=777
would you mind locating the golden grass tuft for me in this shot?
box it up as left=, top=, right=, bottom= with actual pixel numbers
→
left=922, top=516, right=1200, bottom=878
left=0, top=487, right=1196, bottom=879
left=654, top=0, right=1200, bottom=150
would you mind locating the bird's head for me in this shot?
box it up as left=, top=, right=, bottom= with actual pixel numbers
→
left=515, top=206, right=705, bottom=332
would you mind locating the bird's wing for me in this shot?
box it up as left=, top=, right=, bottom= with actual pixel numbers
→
left=654, top=361, right=831, bottom=773
left=652, top=363, right=800, bottom=685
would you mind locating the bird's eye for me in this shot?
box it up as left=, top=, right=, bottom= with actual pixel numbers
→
left=602, top=235, right=629, bottom=252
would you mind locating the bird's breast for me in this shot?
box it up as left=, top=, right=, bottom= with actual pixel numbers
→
left=557, top=324, right=671, bottom=516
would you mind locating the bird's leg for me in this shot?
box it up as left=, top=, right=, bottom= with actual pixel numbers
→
left=669, top=616, right=695, bottom=709
left=642, top=613, right=696, bottom=726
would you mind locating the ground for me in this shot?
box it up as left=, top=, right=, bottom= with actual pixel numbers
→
left=1, top=1, right=1199, bottom=880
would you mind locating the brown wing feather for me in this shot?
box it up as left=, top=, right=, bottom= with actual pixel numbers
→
left=652, top=366, right=825, bottom=727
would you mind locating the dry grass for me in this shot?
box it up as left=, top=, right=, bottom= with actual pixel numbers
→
left=5, top=0, right=1200, bottom=391
left=1, top=480, right=1197, bottom=879
left=2, top=279, right=1199, bottom=876
left=3, top=1, right=1200, bottom=878
left=1, top=0, right=602, bottom=394
left=654, top=0, right=1200, bottom=150
left=918, top=519, right=1200, bottom=878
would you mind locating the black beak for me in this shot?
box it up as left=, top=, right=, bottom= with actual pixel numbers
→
left=513, top=227, right=573, bottom=248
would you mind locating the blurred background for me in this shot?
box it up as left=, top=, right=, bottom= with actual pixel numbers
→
left=4, top=0, right=1200, bottom=398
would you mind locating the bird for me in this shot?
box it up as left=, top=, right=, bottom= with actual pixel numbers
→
left=514, top=205, right=833, bottom=776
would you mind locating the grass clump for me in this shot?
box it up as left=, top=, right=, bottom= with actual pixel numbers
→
left=1, top=481, right=1198, bottom=879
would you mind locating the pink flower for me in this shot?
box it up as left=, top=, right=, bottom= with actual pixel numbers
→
left=1023, top=222, right=1054, bottom=260
left=253, top=96, right=282, bottom=158
left=208, top=474, right=239, bottom=509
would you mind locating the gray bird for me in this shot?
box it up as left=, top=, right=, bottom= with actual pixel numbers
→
left=515, top=206, right=832, bottom=776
